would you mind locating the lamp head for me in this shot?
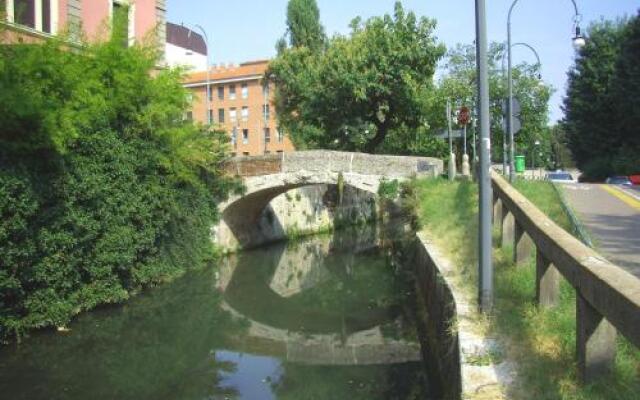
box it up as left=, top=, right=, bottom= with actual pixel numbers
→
left=572, top=26, right=586, bottom=50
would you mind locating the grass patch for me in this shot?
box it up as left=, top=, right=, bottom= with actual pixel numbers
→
left=415, top=177, right=640, bottom=399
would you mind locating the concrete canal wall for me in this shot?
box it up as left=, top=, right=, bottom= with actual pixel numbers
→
left=412, top=231, right=513, bottom=400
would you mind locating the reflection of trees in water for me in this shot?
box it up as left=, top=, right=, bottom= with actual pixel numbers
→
left=0, top=268, right=246, bottom=400
left=272, top=362, right=431, bottom=400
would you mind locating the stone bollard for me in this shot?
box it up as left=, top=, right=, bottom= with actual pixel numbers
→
left=461, top=154, right=470, bottom=177
left=448, top=153, right=457, bottom=181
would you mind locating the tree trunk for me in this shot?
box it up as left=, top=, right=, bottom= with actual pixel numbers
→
left=364, top=123, right=388, bottom=154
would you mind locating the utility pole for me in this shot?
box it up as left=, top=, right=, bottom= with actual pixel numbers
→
left=475, top=0, right=493, bottom=312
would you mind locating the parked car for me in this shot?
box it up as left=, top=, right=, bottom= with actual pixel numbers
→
left=546, top=170, right=577, bottom=183
left=629, top=175, right=640, bottom=185
left=605, top=176, right=633, bottom=186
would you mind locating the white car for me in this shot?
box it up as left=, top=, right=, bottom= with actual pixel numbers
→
left=546, top=171, right=577, bottom=184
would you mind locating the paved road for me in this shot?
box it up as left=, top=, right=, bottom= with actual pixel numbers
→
left=561, top=183, right=640, bottom=278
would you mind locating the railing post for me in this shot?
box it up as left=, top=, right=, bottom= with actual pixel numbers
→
left=536, top=250, right=560, bottom=307
left=514, top=221, right=534, bottom=265
left=493, top=195, right=503, bottom=247
left=502, top=211, right=515, bottom=249
left=493, top=195, right=502, bottom=225
left=576, top=294, right=617, bottom=384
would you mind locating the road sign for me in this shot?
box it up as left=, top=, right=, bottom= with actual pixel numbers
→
left=502, top=98, right=521, bottom=117
left=435, top=129, right=465, bottom=139
left=501, top=117, right=522, bottom=135
left=457, top=106, right=471, bottom=125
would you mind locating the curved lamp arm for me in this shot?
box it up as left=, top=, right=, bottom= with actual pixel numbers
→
left=508, top=0, right=584, bottom=48
left=500, top=42, right=542, bottom=79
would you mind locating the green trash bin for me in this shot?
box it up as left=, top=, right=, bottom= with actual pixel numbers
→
left=515, top=155, right=526, bottom=173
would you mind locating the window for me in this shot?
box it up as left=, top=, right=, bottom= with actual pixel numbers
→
left=277, top=128, right=284, bottom=143
left=241, top=106, right=249, bottom=121
left=229, top=108, right=237, bottom=122
left=242, top=129, right=249, bottom=144
left=11, top=0, right=54, bottom=33
left=217, top=86, right=224, bottom=101
left=264, top=128, right=271, bottom=144
left=208, top=109, right=213, bottom=124
left=229, top=84, right=236, bottom=100
left=263, top=83, right=270, bottom=99
left=41, top=0, right=50, bottom=33
left=241, top=83, right=249, bottom=99
left=185, top=111, right=193, bottom=121
left=243, top=152, right=250, bottom=156
left=207, top=87, right=213, bottom=102
left=263, top=104, right=270, bottom=121
left=14, top=0, right=35, bottom=28
left=231, top=127, right=238, bottom=147
left=218, top=108, right=225, bottom=124
left=186, top=93, right=193, bottom=103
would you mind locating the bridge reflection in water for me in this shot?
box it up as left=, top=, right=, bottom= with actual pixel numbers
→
left=217, top=223, right=422, bottom=366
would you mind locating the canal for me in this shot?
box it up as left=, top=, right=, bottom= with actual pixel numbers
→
left=0, top=224, right=432, bottom=399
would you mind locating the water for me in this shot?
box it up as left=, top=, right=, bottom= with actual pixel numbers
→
left=0, top=225, right=431, bottom=399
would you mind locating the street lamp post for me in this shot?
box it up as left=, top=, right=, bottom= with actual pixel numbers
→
left=507, top=0, right=585, bottom=183
left=188, top=24, right=211, bottom=125
left=475, top=0, right=493, bottom=313
left=499, top=41, right=541, bottom=178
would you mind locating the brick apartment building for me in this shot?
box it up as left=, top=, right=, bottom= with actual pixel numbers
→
left=1, top=0, right=166, bottom=52
left=183, top=60, right=295, bottom=157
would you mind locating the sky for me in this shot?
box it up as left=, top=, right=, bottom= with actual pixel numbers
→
left=167, top=0, right=639, bottom=123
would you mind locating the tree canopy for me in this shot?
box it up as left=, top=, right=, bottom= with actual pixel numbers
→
left=269, top=2, right=446, bottom=154
left=435, top=43, right=553, bottom=167
left=562, top=14, right=640, bottom=179
left=284, top=0, right=326, bottom=52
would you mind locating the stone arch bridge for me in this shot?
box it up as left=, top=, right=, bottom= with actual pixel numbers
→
left=214, top=151, right=443, bottom=250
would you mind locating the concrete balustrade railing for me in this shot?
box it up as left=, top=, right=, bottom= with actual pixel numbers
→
left=491, top=171, right=640, bottom=384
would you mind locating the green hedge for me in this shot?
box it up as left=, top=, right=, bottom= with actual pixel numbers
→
left=0, top=24, right=236, bottom=340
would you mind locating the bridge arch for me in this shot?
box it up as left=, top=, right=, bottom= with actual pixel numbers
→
left=216, top=171, right=381, bottom=250
left=213, top=151, right=444, bottom=251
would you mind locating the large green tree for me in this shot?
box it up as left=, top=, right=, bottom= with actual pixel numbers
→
left=562, top=18, right=631, bottom=179
left=610, top=12, right=640, bottom=175
left=270, top=2, right=445, bottom=154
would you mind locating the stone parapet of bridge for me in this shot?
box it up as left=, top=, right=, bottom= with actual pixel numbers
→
left=223, top=150, right=443, bottom=178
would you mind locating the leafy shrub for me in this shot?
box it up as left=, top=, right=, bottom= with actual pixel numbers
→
left=0, top=26, right=236, bottom=340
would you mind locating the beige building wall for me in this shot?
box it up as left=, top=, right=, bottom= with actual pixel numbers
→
left=184, top=60, right=295, bottom=157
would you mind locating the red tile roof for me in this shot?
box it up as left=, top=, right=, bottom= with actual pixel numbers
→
left=184, top=60, right=270, bottom=84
